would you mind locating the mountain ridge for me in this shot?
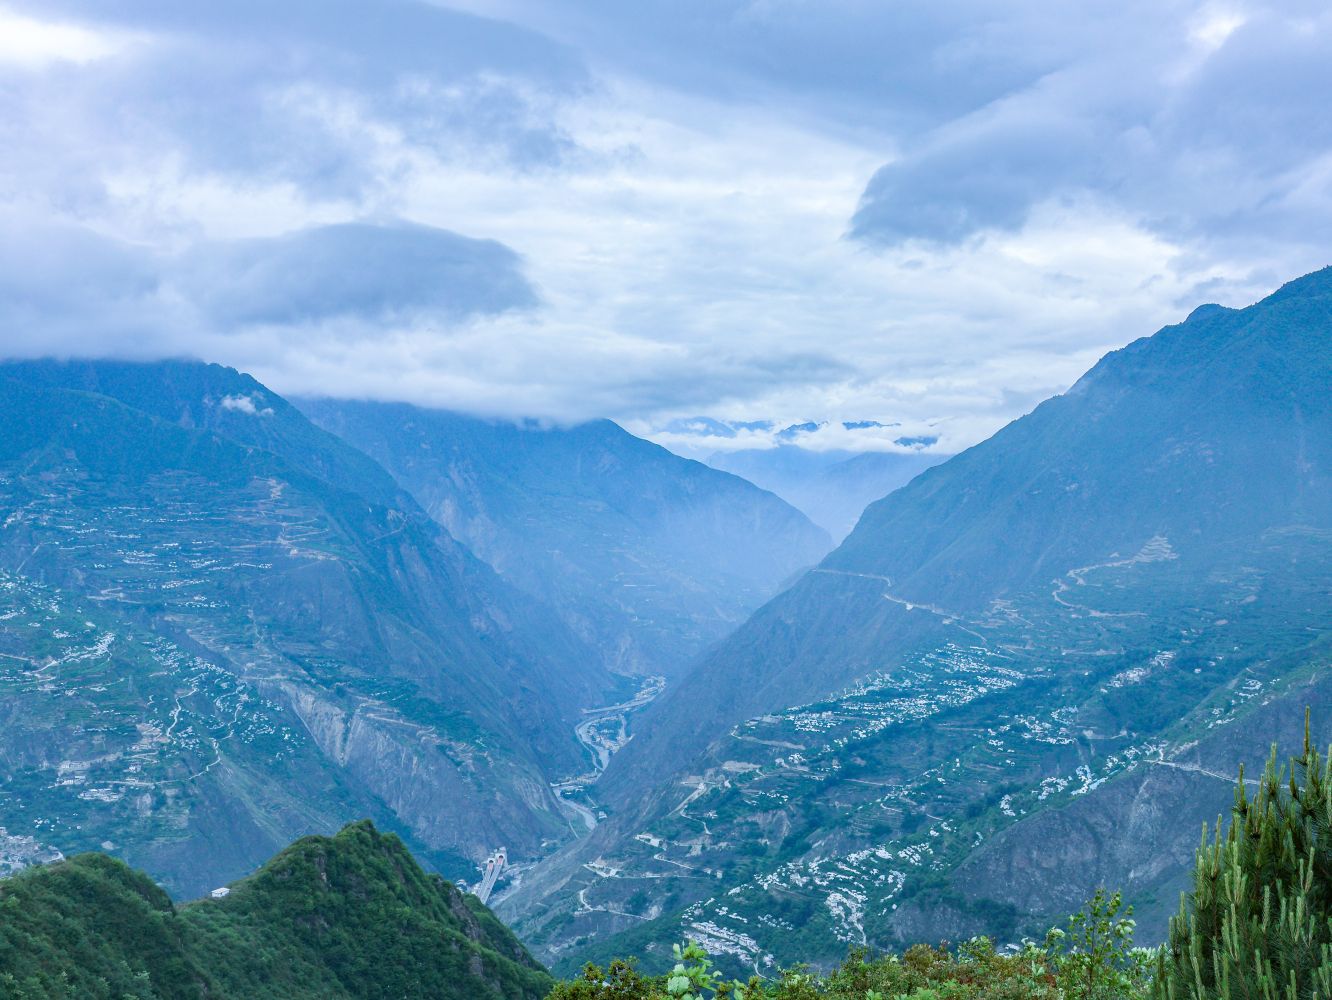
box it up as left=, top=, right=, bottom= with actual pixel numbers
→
left=499, top=265, right=1332, bottom=972
left=707, top=446, right=946, bottom=541
left=298, top=399, right=832, bottom=677
left=0, top=359, right=613, bottom=899
left=0, top=819, right=552, bottom=999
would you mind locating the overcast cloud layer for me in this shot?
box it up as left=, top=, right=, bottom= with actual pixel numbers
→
left=0, top=0, right=1328, bottom=454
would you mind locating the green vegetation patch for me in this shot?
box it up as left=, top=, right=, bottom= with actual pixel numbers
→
left=0, top=821, right=552, bottom=1000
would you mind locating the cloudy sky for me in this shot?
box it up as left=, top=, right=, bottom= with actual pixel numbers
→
left=1, top=1, right=1329, bottom=454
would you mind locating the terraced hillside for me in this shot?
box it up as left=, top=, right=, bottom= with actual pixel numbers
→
left=0, top=361, right=612, bottom=897
left=499, top=267, right=1332, bottom=974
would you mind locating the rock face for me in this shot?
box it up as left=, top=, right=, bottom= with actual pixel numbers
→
left=0, top=820, right=553, bottom=1000
left=955, top=676, right=1332, bottom=936
left=500, top=267, right=1332, bottom=974
left=298, top=400, right=832, bottom=677
left=0, top=360, right=611, bottom=897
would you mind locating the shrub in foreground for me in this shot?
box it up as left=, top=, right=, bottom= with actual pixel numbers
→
left=1153, top=714, right=1332, bottom=1000
left=546, top=890, right=1151, bottom=999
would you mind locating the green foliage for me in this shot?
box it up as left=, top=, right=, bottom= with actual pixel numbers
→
left=760, top=937, right=1063, bottom=1000
left=1153, top=712, right=1332, bottom=1000
left=663, top=941, right=727, bottom=999
left=0, top=852, right=208, bottom=999
left=1046, top=889, right=1153, bottom=1000
left=0, top=821, right=552, bottom=1000
left=544, top=941, right=759, bottom=1000
left=545, top=899, right=1156, bottom=1000
left=546, top=958, right=667, bottom=1000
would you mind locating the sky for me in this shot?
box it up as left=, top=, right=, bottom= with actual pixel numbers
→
left=1, top=0, right=1329, bottom=456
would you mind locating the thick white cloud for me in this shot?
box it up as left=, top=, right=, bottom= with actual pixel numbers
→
left=0, top=7, right=131, bottom=67
left=0, top=0, right=1327, bottom=454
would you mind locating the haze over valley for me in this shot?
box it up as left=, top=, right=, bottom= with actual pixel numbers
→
left=2, top=3, right=1331, bottom=998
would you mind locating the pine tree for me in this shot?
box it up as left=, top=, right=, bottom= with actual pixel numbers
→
left=1154, top=710, right=1332, bottom=1000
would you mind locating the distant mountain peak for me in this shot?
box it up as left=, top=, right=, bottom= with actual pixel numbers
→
left=1183, top=302, right=1232, bottom=323
left=777, top=420, right=823, bottom=440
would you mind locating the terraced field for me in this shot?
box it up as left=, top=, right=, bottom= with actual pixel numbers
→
left=502, top=529, right=1332, bottom=974
left=0, top=363, right=615, bottom=898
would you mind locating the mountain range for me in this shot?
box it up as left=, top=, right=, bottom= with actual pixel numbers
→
left=0, top=358, right=830, bottom=907
left=498, top=266, right=1332, bottom=975
left=0, top=358, right=618, bottom=897
left=297, top=400, right=831, bottom=677
left=4, top=266, right=1331, bottom=982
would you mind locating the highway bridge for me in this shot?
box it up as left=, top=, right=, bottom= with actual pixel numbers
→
left=474, top=847, right=506, bottom=905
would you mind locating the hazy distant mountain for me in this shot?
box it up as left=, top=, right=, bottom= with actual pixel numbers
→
left=502, top=267, right=1332, bottom=972
left=298, top=400, right=832, bottom=677
left=0, top=820, right=552, bottom=999
left=709, top=447, right=946, bottom=541
left=0, top=360, right=612, bottom=897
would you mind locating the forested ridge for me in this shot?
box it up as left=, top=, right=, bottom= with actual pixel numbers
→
left=0, top=821, right=551, bottom=1000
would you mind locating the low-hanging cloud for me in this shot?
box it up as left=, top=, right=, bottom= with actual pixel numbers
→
left=218, top=393, right=274, bottom=417
left=0, top=216, right=537, bottom=358
left=2, top=0, right=1330, bottom=452
left=178, top=221, right=538, bottom=327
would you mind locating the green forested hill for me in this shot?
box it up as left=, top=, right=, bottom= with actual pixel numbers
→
left=0, top=821, right=552, bottom=1000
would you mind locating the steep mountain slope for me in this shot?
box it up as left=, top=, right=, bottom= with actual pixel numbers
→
left=709, top=447, right=945, bottom=541
left=298, top=400, right=832, bottom=676
left=500, top=267, right=1332, bottom=973
left=0, top=360, right=611, bottom=898
left=828, top=292, right=1332, bottom=607
left=0, top=820, right=552, bottom=1000
left=0, top=359, right=411, bottom=509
